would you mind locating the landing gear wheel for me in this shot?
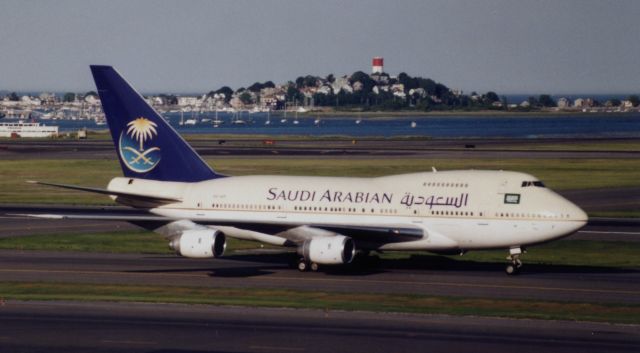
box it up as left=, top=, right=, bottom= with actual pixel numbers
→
left=505, top=247, right=524, bottom=276
left=505, top=264, right=520, bottom=275
left=297, top=259, right=308, bottom=272
left=310, top=262, right=319, bottom=272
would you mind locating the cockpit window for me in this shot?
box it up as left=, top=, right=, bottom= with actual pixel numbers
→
left=521, top=181, right=546, bottom=188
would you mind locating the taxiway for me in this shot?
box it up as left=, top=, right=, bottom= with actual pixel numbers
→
left=0, top=301, right=638, bottom=353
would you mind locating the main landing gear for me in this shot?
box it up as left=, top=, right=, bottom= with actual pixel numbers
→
left=505, top=246, right=524, bottom=275
left=297, top=258, right=319, bottom=272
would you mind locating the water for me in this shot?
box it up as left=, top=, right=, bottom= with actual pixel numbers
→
left=12, top=112, right=640, bottom=138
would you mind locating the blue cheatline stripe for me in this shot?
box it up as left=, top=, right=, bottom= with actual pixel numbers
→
left=90, top=65, right=222, bottom=182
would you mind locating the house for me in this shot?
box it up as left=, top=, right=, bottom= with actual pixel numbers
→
left=409, top=88, right=427, bottom=98
left=315, top=85, right=332, bottom=95
left=331, top=77, right=353, bottom=94
left=177, top=96, right=199, bottom=107
left=557, top=97, right=570, bottom=109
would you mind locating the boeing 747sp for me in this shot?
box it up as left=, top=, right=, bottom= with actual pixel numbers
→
left=26, top=66, right=588, bottom=275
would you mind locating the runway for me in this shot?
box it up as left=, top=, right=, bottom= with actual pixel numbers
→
left=1, top=247, right=638, bottom=305
left=0, top=301, right=637, bottom=353
left=1, top=137, right=638, bottom=160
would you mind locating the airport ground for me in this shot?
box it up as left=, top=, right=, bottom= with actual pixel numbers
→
left=0, top=137, right=639, bottom=351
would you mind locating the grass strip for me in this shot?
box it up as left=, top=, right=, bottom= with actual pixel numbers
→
left=1, top=232, right=639, bottom=269
left=1, top=282, right=638, bottom=324
left=0, top=231, right=272, bottom=254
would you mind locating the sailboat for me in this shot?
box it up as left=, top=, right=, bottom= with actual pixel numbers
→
left=265, top=109, right=271, bottom=125
left=184, top=109, right=197, bottom=125
left=280, top=103, right=287, bottom=124
left=293, top=108, right=299, bottom=125
left=212, top=108, right=223, bottom=127
left=232, top=110, right=246, bottom=125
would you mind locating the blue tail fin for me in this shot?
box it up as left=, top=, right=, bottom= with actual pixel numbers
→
left=90, top=65, right=221, bottom=182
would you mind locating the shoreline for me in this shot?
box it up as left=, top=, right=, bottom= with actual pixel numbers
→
left=301, top=109, right=640, bottom=118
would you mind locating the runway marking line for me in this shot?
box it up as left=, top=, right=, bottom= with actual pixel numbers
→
left=249, top=345, right=305, bottom=351
left=1, top=268, right=639, bottom=296
left=578, top=230, right=640, bottom=236
left=100, top=339, right=157, bottom=346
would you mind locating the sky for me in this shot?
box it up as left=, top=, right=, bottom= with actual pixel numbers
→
left=1, top=0, right=639, bottom=94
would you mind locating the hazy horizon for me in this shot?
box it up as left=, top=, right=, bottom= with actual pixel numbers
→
left=1, top=0, right=639, bottom=95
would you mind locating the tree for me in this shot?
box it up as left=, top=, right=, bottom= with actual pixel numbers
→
left=417, top=78, right=437, bottom=95
left=349, top=71, right=370, bottom=85
left=484, top=91, right=500, bottom=104
left=8, top=92, right=19, bottom=101
left=85, top=91, right=98, bottom=97
left=538, top=94, right=555, bottom=107
left=63, top=92, right=76, bottom=102
left=627, top=95, right=639, bottom=107
left=248, top=82, right=264, bottom=92
left=214, top=86, right=233, bottom=102
left=303, top=75, right=318, bottom=87
left=239, top=92, right=253, bottom=105
left=609, top=98, right=621, bottom=107
left=159, top=94, right=177, bottom=105
left=325, top=74, right=335, bottom=83
left=286, top=86, right=302, bottom=104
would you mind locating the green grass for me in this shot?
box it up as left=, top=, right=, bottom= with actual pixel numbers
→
left=0, top=231, right=170, bottom=253
left=394, top=240, right=640, bottom=269
left=1, top=282, right=638, bottom=324
left=1, top=231, right=639, bottom=269
left=0, top=230, right=271, bottom=254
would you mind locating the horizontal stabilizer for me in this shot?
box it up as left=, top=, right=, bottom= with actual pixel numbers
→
left=9, top=213, right=173, bottom=222
left=27, top=180, right=182, bottom=204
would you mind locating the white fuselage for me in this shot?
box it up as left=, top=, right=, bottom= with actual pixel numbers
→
left=108, top=170, right=588, bottom=252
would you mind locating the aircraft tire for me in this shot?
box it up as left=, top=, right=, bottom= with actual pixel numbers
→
left=505, top=264, right=520, bottom=275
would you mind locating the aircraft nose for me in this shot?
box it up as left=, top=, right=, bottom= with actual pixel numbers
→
left=565, top=198, right=588, bottom=232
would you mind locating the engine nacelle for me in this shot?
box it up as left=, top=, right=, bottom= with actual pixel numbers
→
left=169, top=229, right=226, bottom=258
left=301, top=236, right=356, bottom=265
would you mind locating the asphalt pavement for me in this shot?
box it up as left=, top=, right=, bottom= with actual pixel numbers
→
left=1, top=301, right=638, bottom=353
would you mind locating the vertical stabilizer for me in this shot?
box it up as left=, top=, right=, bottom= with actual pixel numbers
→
left=90, top=65, right=221, bottom=182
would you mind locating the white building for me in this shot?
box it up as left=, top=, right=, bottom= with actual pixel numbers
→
left=557, top=97, right=570, bottom=109
left=178, top=96, right=199, bottom=107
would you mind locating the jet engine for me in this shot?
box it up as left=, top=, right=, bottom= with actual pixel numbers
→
left=300, top=236, right=356, bottom=265
left=169, top=229, right=226, bottom=258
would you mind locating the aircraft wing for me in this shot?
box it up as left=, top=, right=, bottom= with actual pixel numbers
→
left=3, top=205, right=423, bottom=245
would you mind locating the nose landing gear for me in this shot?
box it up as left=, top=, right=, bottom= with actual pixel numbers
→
left=505, top=246, right=524, bottom=275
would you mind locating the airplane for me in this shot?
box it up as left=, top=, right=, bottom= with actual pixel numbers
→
left=24, top=66, right=588, bottom=275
